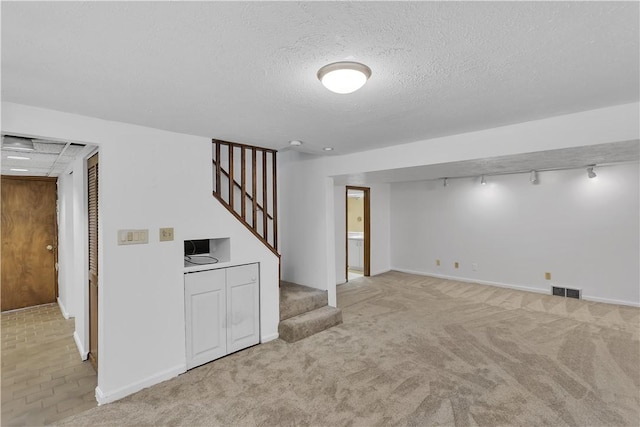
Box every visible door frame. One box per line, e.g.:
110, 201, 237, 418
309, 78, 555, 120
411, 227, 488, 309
345, 186, 370, 281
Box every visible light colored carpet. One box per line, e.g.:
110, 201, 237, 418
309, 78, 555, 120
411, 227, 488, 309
57, 271, 640, 426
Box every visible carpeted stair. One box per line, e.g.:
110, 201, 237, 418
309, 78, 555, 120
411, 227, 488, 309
279, 281, 342, 342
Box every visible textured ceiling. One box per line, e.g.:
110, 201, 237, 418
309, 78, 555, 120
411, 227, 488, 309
2, 2, 638, 155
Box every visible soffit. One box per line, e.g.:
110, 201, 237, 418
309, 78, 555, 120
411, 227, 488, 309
333, 140, 640, 185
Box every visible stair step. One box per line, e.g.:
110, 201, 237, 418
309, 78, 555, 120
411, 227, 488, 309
280, 281, 328, 321
278, 306, 343, 343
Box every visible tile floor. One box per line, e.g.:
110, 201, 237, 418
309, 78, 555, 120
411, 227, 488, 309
347, 269, 363, 281
1, 303, 97, 426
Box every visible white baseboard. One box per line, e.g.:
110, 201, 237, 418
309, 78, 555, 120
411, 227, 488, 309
391, 268, 640, 307
582, 295, 640, 308
95, 364, 186, 405
73, 331, 88, 360
392, 268, 550, 295
57, 297, 70, 319
261, 333, 279, 343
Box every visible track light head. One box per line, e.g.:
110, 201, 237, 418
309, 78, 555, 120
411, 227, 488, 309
443, 178, 448, 187
480, 175, 487, 185
587, 166, 597, 179
530, 170, 539, 184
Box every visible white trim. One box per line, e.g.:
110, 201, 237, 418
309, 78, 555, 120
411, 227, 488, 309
261, 333, 279, 343
392, 268, 550, 295
391, 268, 640, 307
73, 331, 88, 360
57, 297, 70, 319
95, 364, 186, 405
582, 295, 640, 308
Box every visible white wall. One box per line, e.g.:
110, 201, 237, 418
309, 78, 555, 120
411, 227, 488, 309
390, 163, 640, 306
70, 152, 90, 360
2, 102, 280, 404
278, 151, 331, 290
57, 171, 74, 319
277, 103, 639, 310
334, 183, 391, 285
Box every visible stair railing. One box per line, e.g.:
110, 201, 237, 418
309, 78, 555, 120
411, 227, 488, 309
212, 139, 278, 257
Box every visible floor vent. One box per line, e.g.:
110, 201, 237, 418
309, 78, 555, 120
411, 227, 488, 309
566, 288, 581, 299
552, 286, 566, 297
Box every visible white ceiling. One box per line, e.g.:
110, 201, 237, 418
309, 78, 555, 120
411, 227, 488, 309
2, 1, 638, 156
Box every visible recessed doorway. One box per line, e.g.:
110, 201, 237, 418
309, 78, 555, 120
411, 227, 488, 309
345, 186, 370, 282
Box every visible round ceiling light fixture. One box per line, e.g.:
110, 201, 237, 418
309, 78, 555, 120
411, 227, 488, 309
317, 61, 372, 94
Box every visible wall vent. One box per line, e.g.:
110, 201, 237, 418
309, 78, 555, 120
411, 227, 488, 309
566, 288, 581, 299
552, 286, 566, 297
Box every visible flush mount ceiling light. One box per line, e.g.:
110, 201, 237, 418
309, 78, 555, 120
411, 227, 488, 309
587, 166, 597, 179
323, 147, 334, 151
317, 61, 372, 94
289, 140, 303, 147
3, 135, 35, 151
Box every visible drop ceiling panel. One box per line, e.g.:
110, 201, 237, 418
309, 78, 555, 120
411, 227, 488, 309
1, 138, 88, 177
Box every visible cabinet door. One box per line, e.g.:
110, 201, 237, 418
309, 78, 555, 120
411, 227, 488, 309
185, 269, 227, 369
226, 264, 260, 353
348, 239, 363, 270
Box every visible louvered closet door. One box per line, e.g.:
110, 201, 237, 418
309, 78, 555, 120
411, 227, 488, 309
87, 153, 99, 371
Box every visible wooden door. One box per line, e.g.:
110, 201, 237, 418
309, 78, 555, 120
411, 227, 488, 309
1, 176, 58, 311
226, 263, 259, 353
185, 269, 227, 369
87, 153, 99, 370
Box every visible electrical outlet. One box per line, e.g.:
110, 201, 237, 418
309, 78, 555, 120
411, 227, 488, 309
436, 259, 441, 266
454, 261, 459, 269
545, 272, 551, 280
160, 227, 174, 242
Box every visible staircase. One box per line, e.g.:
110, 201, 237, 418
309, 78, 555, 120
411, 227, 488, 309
212, 139, 342, 340
212, 139, 278, 256
278, 281, 343, 342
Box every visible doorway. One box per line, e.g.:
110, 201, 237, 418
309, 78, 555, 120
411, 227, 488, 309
1, 176, 58, 311
345, 186, 370, 282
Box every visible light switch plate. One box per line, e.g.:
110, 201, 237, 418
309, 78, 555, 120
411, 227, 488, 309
160, 227, 174, 242
118, 229, 149, 245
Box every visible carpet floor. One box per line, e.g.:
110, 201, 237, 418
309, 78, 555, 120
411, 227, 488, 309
57, 271, 639, 426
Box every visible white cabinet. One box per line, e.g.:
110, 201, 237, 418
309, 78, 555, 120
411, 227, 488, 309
348, 239, 363, 271
185, 263, 259, 370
